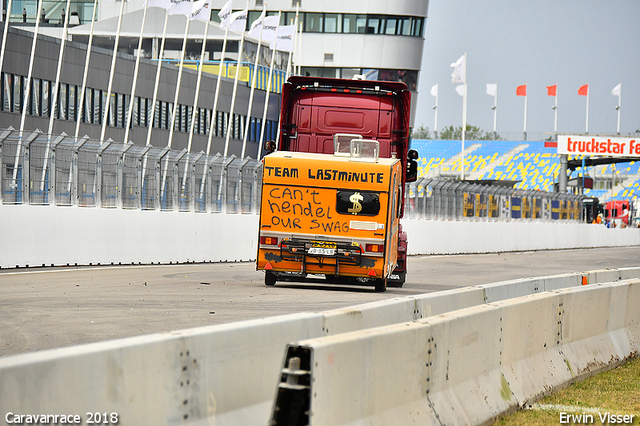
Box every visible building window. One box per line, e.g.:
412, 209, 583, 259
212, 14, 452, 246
324, 13, 340, 33
59, 83, 68, 120
69, 84, 76, 121
305, 12, 322, 32
14, 75, 22, 113
2, 73, 12, 112
32, 78, 41, 116
385, 17, 397, 35
42, 80, 49, 117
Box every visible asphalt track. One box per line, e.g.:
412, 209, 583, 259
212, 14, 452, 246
1, 246, 639, 357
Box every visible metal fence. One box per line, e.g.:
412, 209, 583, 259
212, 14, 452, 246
1, 128, 587, 223
0, 128, 263, 213
406, 178, 586, 222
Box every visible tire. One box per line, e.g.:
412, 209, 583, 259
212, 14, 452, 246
265, 271, 277, 286
374, 278, 387, 292
387, 271, 406, 288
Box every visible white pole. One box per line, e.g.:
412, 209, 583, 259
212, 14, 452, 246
145, 10, 169, 147
167, 14, 192, 149
433, 89, 438, 139
296, 20, 301, 75
41, 0, 73, 191
223, 30, 246, 157
492, 89, 497, 135
99, 0, 127, 143
75, 0, 99, 139
19, 0, 45, 134
0, 0, 15, 76
183, 19, 211, 192
241, 7, 266, 159
200, 24, 229, 199
616, 86, 621, 135
585, 88, 589, 134
161, 12, 191, 197
256, 12, 280, 159
553, 88, 558, 134
123, 0, 151, 145
523, 86, 528, 141
275, 10, 297, 147
14, 0, 45, 187
460, 52, 467, 181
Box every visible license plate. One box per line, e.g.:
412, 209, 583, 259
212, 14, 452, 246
308, 247, 336, 256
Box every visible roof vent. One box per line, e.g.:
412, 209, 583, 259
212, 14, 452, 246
324, 53, 334, 62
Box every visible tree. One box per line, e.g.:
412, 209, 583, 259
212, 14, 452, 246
412, 124, 432, 139
438, 124, 501, 141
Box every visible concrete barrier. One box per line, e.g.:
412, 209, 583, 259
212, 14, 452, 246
272, 279, 640, 426
2, 204, 639, 268
1, 268, 639, 426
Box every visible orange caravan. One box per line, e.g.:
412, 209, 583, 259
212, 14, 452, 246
256, 138, 403, 292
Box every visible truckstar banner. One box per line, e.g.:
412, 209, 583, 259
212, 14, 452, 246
558, 135, 640, 157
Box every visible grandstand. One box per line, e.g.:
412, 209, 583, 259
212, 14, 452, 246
411, 140, 640, 202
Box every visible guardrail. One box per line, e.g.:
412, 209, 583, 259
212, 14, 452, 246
1, 267, 638, 426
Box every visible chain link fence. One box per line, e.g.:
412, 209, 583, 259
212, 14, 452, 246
0, 128, 263, 213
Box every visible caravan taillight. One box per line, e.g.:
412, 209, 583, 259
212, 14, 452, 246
260, 236, 279, 246
365, 243, 384, 253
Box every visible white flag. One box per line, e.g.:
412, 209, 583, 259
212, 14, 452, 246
450, 54, 466, 84
169, 0, 192, 16
260, 16, 280, 44
455, 85, 465, 96
486, 83, 497, 97
190, 0, 210, 21
218, 0, 233, 26
271, 24, 295, 52
225, 8, 247, 33
147, 0, 171, 9
247, 9, 266, 40
611, 83, 621, 97
430, 83, 438, 97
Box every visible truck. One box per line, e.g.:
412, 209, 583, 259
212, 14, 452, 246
257, 76, 417, 291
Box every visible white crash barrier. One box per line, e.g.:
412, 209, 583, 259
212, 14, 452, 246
271, 279, 640, 426
1, 268, 639, 426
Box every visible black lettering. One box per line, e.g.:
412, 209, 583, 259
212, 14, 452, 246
308, 169, 316, 179
265, 166, 274, 176
377, 173, 383, 183
282, 201, 291, 213
275, 167, 281, 177
268, 199, 281, 213
310, 219, 320, 229
339, 171, 348, 181
269, 188, 281, 198
321, 222, 333, 232
271, 216, 280, 225
283, 167, 290, 178
342, 222, 349, 232
324, 169, 331, 180
282, 188, 293, 199
316, 206, 325, 218
293, 203, 304, 215
310, 190, 321, 205
332, 170, 339, 180
293, 218, 301, 229
293, 189, 303, 200
303, 202, 313, 216
291, 168, 298, 178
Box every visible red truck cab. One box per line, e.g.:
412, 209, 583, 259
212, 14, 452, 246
272, 76, 417, 286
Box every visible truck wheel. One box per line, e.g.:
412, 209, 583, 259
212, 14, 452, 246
387, 272, 406, 288
374, 278, 387, 292
265, 271, 277, 286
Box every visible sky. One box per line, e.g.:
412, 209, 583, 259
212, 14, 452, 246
415, 0, 640, 141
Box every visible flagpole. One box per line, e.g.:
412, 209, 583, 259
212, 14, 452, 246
616, 86, 621, 135
184, 5, 212, 193
99, 0, 127, 143
13, 0, 45, 188
553, 88, 558, 134
0, 0, 15, 77
492, 87, 497, 135
460, 52, 467, 181
585, 88, 589, 134
41, 0, 73, 192
257, 11, 280, 159
223, 0, 249, 157
19, 0, 45, 135
433, 90, 438, 140
162, 11, 192, 198
145, 10, 169, 147
75, 0, 99, 140
167, 14, 192, 149
275, 11, 297, 147
241, 6, 266, 159
124, 0, 152, 145
523, 84, 528, 141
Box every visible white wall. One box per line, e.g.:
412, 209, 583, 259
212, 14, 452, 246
1, 205, 638, 269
